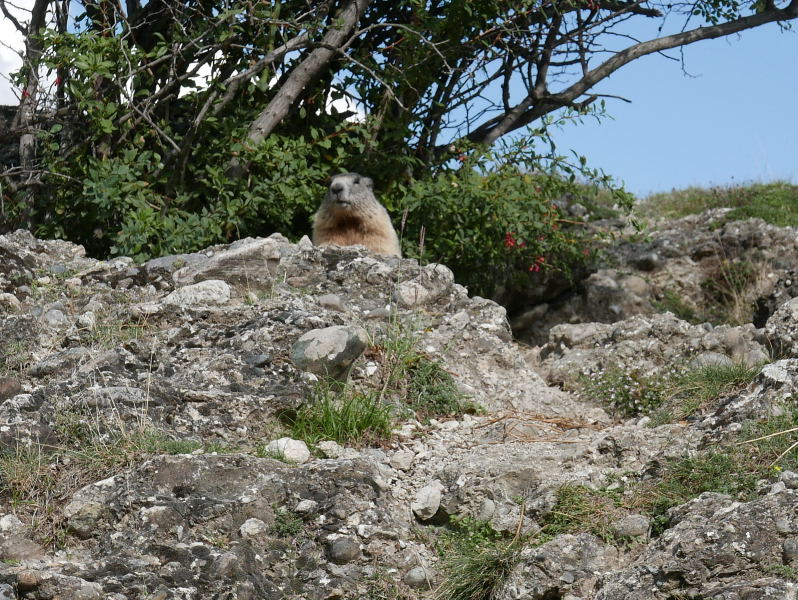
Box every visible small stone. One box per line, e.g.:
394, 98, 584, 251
477, 498, 496, 522
783, 538, 798, 560
294, 500, 318, 516
560, 571, 576, 584
389, 450, 414, 471
239, 518, 269, 539
688, 352, 733, 369
316, 440, 361, 460
64, 499, 107, 539
16, 570, 41, 591
213, 552, 241, 578
631, 252, 662, 271
291, 325, 368, 380
264, 437, 311, 464
775, 517, 794, 534
403, 566, 432, 589
65, 277, 82, 289
326, 537, 361, 565
781, 471, 798, 489
0, 514, 24, 533
412, 480, 445, 521
244, 353, 271, 367
0, 293, 21, 312
43, 308, 69, 327
77, 311, 97, 330
0, 378, 22, 402
0, 535, 45, 560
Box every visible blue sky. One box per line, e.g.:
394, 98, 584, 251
546, 23, 798, 198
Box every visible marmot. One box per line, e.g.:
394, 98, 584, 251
312, 173, 402, 257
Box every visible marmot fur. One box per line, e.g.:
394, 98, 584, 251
312, 173, 402, 257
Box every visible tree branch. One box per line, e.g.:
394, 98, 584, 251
243, 0, 372, 147
467, 0, 798, 146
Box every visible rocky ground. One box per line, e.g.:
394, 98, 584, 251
0, 210, 797, 599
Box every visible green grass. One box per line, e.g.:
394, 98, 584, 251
538, 485, 627, 543
285, 383, 394, 446
537, 403, 798, 542
651, 289, 699, 324
583, 359, 762, 424
434, 516, 520, 600
664, 361, 763, 420
270, 507, 304, 537
638, 181, 798, 226
372, 317, 476, 422
639, 452, 760, 535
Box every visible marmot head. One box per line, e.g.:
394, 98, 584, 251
324, 173, 375, 214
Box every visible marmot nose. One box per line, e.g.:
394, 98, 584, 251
331, 183, 345, 194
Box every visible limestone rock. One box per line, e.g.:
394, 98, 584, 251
162, 279, 231, 306
765, 297, 798, 358
412, 480, 444, 521
264, 437, 311, 463
291, 325, 368, 379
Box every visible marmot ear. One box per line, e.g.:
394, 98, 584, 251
362, 176, 373, 189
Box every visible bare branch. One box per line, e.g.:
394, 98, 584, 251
244, 0, 372, 147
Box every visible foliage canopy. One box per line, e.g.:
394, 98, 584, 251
1, 0, 795, 295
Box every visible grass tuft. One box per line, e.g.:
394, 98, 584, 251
434, 516, 520, 600
286, 383, 393, 446
538, 485, 627, 543
373, 317, 475, 422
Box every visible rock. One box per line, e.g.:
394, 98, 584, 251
496, 534, 620, 600
162, 279, 231, 306
403, 566, 432, 588
394, 263, 455, 308
264, 437, 311, 463
612, 514, 650, 537
239, 518, 269, 539
0, 293, 21, 312
389, 450, 414, 471
689, 351, 733, 369
0, 535, 45, 560
318, 294, 347, 312
43, 308, 70, 327
291, 325, 369, 379
317, 440, 361, 460
3, 225, 798, 599
412, 480, 444, 521
171, 235, 294, 287
326, 537, 361, 565
765, 297, 798, 358
294, 499, 319, 516
630, 251, 662, 271
0, 515, 24, 534
77, 311, 97, 329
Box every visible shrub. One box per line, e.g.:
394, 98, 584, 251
580, 365, 674, 418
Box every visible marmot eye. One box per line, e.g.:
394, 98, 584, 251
354, 176, 360, 184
